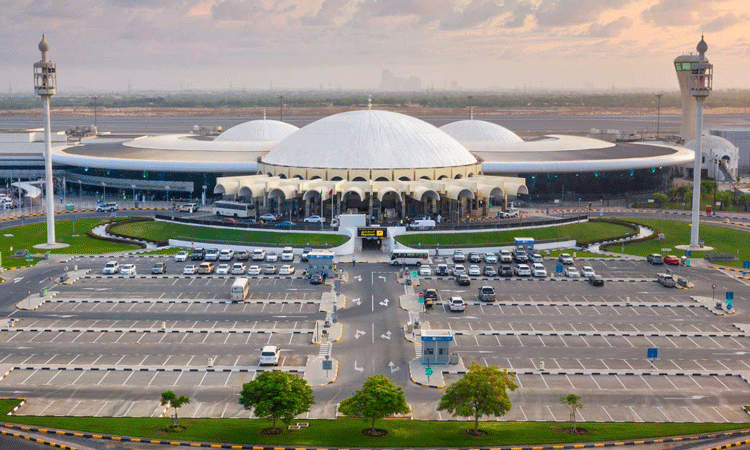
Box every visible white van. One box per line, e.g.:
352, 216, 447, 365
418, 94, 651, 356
409, 219, 436, 230
231, 278, 250, 300
281, 247, 294, 261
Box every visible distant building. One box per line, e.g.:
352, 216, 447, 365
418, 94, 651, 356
711, 128, 750, 175
674, 53, 705, 141
379, 69, 421, 91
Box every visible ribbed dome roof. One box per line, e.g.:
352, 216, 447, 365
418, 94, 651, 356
262, 110, 477, 169
215, 119, 298, 142
440, 119, 522, 144
686, 135, 737, 153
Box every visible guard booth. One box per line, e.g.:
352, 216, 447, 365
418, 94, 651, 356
420, 330, 453, 365
308, 250, 334, 277
514, 237, 535, 254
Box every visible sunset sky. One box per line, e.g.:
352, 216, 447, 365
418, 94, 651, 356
2, 0, 749, 92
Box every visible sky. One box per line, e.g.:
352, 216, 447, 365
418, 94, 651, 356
1, 0, 749, 93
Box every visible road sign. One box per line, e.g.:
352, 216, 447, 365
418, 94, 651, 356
713, 284, 717, 290
412, 271, 418, 278
661, 248, 671, 252
322, 360, 333, 371
556, 264, 563, 274
647, 348, 658, 359
685, 250, 692, 257
425, 367, 433, 376
744, 261, 750, 269
726, 292, 734, 301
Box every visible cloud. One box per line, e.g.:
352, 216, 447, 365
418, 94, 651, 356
701, 12, 748, 32
211, 0, 270, 21
301, 0, 352, 26
439, 0, 505, 30
587, 16, 632, 37
534, 0, 631, 27
641, 0, 705, 26
28, 0, 93, 18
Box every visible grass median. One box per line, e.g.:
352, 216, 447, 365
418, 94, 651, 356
0, 400, 746, 447
612, 218, 750, 267
109, 220, 348, 248
397, 221, 633, 248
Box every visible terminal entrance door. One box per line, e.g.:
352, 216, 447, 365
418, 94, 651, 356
361, 237, 381, 250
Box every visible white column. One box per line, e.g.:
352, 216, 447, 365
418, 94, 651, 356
44, 96, 56, 245
689, 98, 704, 248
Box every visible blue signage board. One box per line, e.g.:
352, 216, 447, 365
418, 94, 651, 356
322, 360, 333, 371
556, 264, 564, 274
726, 292, 734, 301
685, 250, 692, 257
744, 261, 750, 269
647, 348, 658, 359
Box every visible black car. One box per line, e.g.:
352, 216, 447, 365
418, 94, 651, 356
190, 247, 206, 260
310, 274, 323, 284
468, 252, 482, 263
483, 266, 497, 277
151, 262, 167, 274
456, 274, 471, 286
235, 250, 250, 261
589, 275, 605, 286
423, 289, 438, 308
499, 265, 513, 277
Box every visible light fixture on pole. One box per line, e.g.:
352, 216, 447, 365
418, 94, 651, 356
655, 94, 662, 140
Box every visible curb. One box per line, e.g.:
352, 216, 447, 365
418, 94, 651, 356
0, 427, 79, 449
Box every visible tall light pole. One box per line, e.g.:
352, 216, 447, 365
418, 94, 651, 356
34, 35, 58, 247
688, 36, 713, 250
655, 94, 662, 140
93, 95, 98, 129
279, 95, 284, 122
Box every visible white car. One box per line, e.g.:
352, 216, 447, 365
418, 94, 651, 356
174, 251, 188, 262
266, 252, 278, 262
532, 263, 547, 277
247, 265, 262, 275
259, 213, 277, 221
120, 264, 137, 276
102, 261, 120, 274
183, 264, 197, 275
468, 265, 481, 276
448, 296, 466, 312
581, 266, 596, 278
558, 253, 575, 265
452, 264, 466, 276
231, 263, 246, 275
219, 249, 234, 261
499, 251, 513, 264
279, 265, 296, 275
514, 264, 531, 277
530, 253, 544, 263
303, 215, 325, 223
280, 247, 294, 261
252, 249, 266, 261
484, 253, 498, 264
565, 266, 581, 278
259, 345, 280, 366
500, 209, 519, 218
216, 264, 231, 275
418, 265, 432, 276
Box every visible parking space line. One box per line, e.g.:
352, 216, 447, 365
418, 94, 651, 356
20, 354, 36, 364
622, 337, 635, 348
629, 406, 644, 422
546, 405, 557, 420
44, 370, 61, 385
712, 406, 729, 422
589, 375, 602, 390
122, 371, 134, 386
686, 336, 701, 348
688, 376, 703, 389
540, 374, 549, 389
730, 337, 747, 348
714, 376, 731, 390
601, 405, 614, 421
147, 371, 159, 386
613, 375, 628, 390
657, 406, 671, 422
716, 360, 731, 371
708, 337, 725, 348
96, 371, 110, 385
694, 360, 707, 370
639, 375, 654, 390
683, 406, 700, 421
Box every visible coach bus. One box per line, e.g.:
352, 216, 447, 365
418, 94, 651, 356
390, 249, 431, 266
212, 201, 253, 218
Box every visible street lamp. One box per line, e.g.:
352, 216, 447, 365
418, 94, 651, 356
77, 180, 82, 209
131, 184, 136, 204
202, 184, 207, 206
279, 95, 284, 122
655, 94, 662, 140
101, 181, 106, 200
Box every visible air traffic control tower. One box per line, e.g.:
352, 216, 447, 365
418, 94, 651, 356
674, 50, 709, 141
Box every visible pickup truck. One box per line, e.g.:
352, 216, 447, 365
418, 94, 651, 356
478, 286, 496, 302
658, 273, 676, 288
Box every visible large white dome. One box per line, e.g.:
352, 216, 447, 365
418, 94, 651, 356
440, 119, 522, 144
262, 110, 477, 170
685, 135, 737, 153
215, 119, 298, 142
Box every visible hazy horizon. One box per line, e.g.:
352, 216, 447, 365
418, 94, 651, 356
2, 0, 749, 93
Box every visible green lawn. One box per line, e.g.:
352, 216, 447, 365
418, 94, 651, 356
109, 221, 348, 248
397, 221, 634, 248
0, 400, 746, 447
0, 218, 140, 267
611, 218, 750, 267
136, 247, 182, 255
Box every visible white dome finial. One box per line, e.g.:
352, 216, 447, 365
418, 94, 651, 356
38, 34, 50, 52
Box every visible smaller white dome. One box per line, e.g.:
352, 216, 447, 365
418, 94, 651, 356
215, 119, 298, 143
440, 120, 522, 144
686, 135, 737, 153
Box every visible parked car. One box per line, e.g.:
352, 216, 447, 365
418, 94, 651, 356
452, 264, 466, 276
304, 215, 325, 223
310, 274, 323, 284
151, 262, 167, 274
468, 265, 481, 276
456, 274, 471, 286
514, 250, 529, 263
219, 249, 234, 261
231, 263, 246, 275
102, 261, 120, 274
589, 275, 605, 286
423, 289, 438, 308
96, 202, 118, 212
259, 213, 277, 221
300, 247, 312, 262
500, 209, 519, 218
448, 296, 466, 312
280, 247, 294, 261
120, 264, 137, 276
279, 265, 296, 275
564, 266, 581, 278
205, 248, 220, 261
419, 265, 432, 276
484, 253, 498, 264
478, 286, 496, 302
558, 253, 574, 265
190, 247, 206, 261
275, 221, 296, 228
247, 265, 262, 275
259, 345, 280, 366
198, 262, 215, 274
581, 266, 596, 278
514, 264, 531, 277
468, 252, 482, 263
435, 264, 449, 276
658, 273, 676, 287
252, 249, 266, 261
13, 248, 29, 258
483, 265, 497, 277
264, 265, 277, 275
235, 250, 250, 261
215, 264, 230, 275
173, 251, 188, 262
647, 253, 664, 265
664, 254, 681, 265
530, 253, 544, 263
183, 264, 197, 275
452, 250, 466, 262
532, 263, 547, 277
499, 265, 513, 277
499, 251, 513, 264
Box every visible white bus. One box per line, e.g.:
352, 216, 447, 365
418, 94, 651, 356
231, 278, 250, 300
213, 201, 253, 218
390, 249, 431, 266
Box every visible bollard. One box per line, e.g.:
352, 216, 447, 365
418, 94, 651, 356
74, 265, 78, 271
540, 361, 545, 371
208, 357, 214, 367
161, 321, 166, 330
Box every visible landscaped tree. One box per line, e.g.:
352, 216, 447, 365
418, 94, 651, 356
238, 370, 314, 434
560, 393, 583, 432
338, 374, 410, 436
652, 192, 668, 208
160, 390, 190, 428
437, 363, 518, 435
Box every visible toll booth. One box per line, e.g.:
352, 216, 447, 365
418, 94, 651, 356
420, 330, 453, 365
308, 250, 334, 277
514, 237, 535, 254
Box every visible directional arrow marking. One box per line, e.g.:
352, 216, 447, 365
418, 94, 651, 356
354, 275, 362, 282
388, 361, 400, 373
351, 297, 361, 306
13, 277, 24, 283
378, 276, 386, 282
379, 298, 389, 307
664, 395, 705, 400
354, 330, 366, 339
380, 331, 392, 340
354, 361, 364, 373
